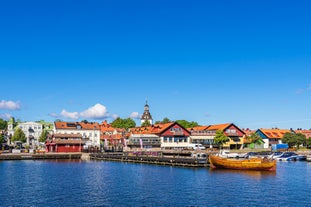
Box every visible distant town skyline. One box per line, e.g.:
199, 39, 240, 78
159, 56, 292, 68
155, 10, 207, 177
1, 1, 311, 129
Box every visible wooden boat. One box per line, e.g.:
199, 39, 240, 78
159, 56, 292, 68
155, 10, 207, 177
209, 155, 276, 171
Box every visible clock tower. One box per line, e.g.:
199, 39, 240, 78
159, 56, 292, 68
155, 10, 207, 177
141, 101, 153, 125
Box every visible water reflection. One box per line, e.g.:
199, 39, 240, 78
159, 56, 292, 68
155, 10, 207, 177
209, 168, 276, 179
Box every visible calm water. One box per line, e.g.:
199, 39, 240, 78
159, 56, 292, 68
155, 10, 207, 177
1, 160, 311, 207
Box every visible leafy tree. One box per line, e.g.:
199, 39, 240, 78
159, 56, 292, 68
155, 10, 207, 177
0, 118, 8, 130
247, 133, 263, 145
214, 130, 229, 149
155, 117, 172, 124
111, 118, 136, 130
0, 134, 5, 143
282, 132, 296, 148
39, 130, 49, 143
141, 120, 151, 127
295, 133, 306, 148
54, 119, 63, 122
11, 128, 27, 143
282, 132, 306, 148
306, 138, 311, 148
176, 120, 199, 128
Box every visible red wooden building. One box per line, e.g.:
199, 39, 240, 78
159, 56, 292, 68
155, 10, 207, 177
45, 134, 84, 153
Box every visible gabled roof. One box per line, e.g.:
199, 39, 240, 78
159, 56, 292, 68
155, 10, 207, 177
130, 122, 188, 134
130, 122, 178, 135
101, 134, 124, 140
188, 126, 209, 131
242, 129, 256, 136
258, 128, 291, 139
206, 123, 232, 131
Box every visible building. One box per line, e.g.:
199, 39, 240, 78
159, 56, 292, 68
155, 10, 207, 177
294, 129, 311, 139
256, 128, 291, 148
141, 101, 153, 125
206, 123, 245, 149
45, 133, 84, 152
188, 126, 215, 148
54, 121, 101, 149
129, 122, 191, 150
7, 120, 43, 147
242, 128, 264, 149
100, 120, 126, 151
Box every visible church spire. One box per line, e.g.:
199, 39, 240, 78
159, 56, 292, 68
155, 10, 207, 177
141, 100, 153, 125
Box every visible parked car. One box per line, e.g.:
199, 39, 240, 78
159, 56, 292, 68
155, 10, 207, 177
188, 144, 206, 150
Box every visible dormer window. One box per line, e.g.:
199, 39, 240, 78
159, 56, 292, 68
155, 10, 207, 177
77, 125, 81, 130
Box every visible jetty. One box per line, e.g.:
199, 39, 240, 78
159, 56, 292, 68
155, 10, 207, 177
90, 151, 210, 167
0, 153, 82, 160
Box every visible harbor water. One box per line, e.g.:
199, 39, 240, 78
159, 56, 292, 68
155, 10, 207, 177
1, 160, 311, 206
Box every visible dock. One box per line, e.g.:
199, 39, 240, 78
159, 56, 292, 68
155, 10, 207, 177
90, 152, 210, 167
0, 153, 82, 160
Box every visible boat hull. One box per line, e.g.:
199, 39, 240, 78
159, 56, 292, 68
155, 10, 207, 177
209, 155, 276, 171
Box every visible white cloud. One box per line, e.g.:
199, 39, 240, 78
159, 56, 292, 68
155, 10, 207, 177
54, 103, 110, 120
130, 112, 141, 119
60, 110, 79, 120
307, 83, 311, 90
111, 114, 119, 120
0, 100, 21, 110
49, 113, 59, 118
80, 103, 109, 119
0, 113, 12, 120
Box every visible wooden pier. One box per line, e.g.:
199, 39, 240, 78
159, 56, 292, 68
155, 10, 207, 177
0, 153, 82, 160
90, 152, 210, 168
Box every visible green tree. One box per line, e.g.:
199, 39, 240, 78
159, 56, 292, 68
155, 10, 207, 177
11, 128, 27, 143
39, 130, 49, 143
155, 117, 172, 124
0, 118, 8, 130
306, 138, 311, 148
295, 133, 306, 149
176, 120, 199, 128
141, 120, 151, 127
111, 118, 136, 130
214, 130, 229, 149
247, 133, 263, 145
282, 132, 306, 148
0, 134, 5, 143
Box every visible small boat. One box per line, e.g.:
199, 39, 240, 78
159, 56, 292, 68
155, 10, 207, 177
276, 152, 307, 161
209, 155, 276, 171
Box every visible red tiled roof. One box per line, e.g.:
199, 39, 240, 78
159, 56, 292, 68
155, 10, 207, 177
130, 122, 175, 135
101, 134, 124, 140
295, 130, 311, 138
206, 123, 232, 131
259, 128, 291, 139
55, 121, 100, 130
188, 126, 209, 131
53, 133, 82, 138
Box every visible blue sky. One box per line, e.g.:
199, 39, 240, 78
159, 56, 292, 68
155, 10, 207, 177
1, 0, 311, 129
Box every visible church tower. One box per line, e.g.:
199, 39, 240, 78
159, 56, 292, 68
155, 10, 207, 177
141, 101, 153, 125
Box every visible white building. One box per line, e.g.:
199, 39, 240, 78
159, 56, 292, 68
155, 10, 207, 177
54, 121, 101, 148
8, 121, 43, 146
